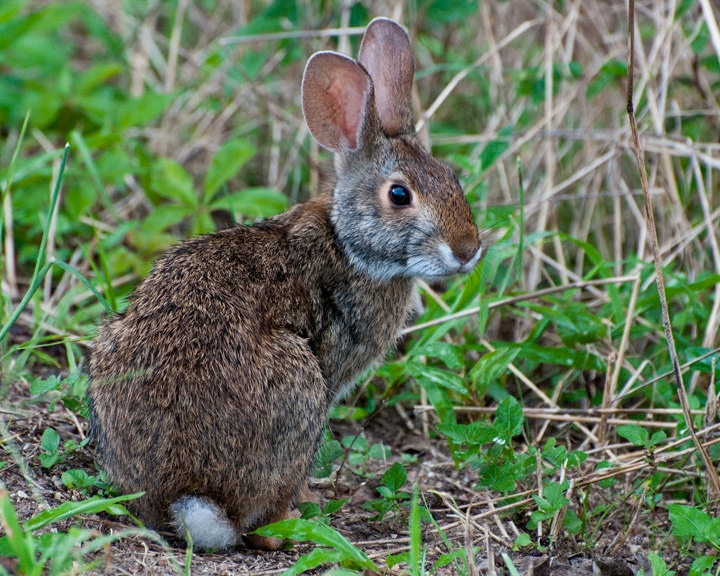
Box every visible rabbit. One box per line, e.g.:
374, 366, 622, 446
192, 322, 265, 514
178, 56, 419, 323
88, 17, 485, 551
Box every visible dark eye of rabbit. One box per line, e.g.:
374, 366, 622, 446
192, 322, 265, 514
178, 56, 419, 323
389, 185, 412, 207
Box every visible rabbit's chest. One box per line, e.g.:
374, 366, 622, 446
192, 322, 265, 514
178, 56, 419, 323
310, 277, 416, 401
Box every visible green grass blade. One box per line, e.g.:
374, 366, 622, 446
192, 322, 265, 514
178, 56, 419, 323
33, 143, 69, 281
516, 158, 525, 285
69, 130, 118, 219
409, 484, 422, 576
0, 110, 30, 234
52, 259, 113, 314
79, 528, 185, 575
24, 493, 142, 532
0, 260, 53, 343
0, 487, 39, 574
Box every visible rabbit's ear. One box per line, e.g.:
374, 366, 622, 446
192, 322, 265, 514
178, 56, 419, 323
302, 52, 374, 153
357, 18, 414, 137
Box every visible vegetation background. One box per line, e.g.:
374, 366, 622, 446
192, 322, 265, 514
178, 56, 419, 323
1, 0, 719, 574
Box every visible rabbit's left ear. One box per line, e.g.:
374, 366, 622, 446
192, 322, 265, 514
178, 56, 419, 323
358, 18, 415, 137
302, 51, 375, 153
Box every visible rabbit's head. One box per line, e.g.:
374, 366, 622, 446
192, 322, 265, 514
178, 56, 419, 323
302, 18, 483, 281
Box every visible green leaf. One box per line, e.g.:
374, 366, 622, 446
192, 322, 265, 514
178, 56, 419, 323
151, 158, 197, 207
669, 504, 711, 542
563, 509, 582, 534
480, 125, 513, 172
209, 187, 288, 218
689, 556, 716, 576
382, 463, 408, 493
254, 519, 379, 573
0, 489, 37, 574
468, 348, 520, 395
420, 380, 456, 425
40, 428, 60, 453
139, 204, 191, 235
280, 547, 346, 576
437, 421, 495, 447
410, 342, 465, 370
29, 375, 61, 395
407, 361, 467, 394
494, 397, 523, 442
649, 430, 667, 447
324, 499, 347, 515
314, 439, 343, 478
587, 58, 628, 100
203, 138, 256, 200
648, 552, 675, 576
366, 443, 390, 459
116, 92, 174, 129
617, 424, 649, 447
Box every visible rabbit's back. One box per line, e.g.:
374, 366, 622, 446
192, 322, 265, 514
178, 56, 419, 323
89, 198, 416, 536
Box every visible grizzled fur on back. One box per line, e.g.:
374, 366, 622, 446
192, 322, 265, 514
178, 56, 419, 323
90, 198, 416, 537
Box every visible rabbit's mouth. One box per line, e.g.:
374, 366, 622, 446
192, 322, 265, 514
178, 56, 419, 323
406, 241, 484, 280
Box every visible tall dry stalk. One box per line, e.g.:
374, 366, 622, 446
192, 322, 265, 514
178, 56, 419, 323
625, 0, 720, 499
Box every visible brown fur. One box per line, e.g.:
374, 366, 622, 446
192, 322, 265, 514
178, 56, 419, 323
88, 18, 484, 548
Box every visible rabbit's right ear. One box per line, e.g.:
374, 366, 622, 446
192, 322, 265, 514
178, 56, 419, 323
302, 52, 374, 153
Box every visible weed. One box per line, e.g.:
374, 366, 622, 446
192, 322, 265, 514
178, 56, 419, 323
0, 489, 159, 576
253, 518, 380, 575
298, 499, 348, 524
361, 462, 413, 521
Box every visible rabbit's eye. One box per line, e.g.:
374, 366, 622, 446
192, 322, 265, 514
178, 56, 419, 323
389, 185, 412, 207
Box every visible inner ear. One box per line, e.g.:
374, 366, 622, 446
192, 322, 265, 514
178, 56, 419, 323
357, 18, 415, 136
302, 52, 374, 153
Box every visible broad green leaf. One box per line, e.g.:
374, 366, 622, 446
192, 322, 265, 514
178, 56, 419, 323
421, 380, 456, 425
139, 204, 190, 235
468, 348, 519, 395
151, 158, 197, 207
407, 361, 467, 394
494, 397, 523, 441
29, 375, 61, 395
669, 504, 711, 542
209, 187, 288, 219
40, 428, 60, 453
254, 519, 379, 572
382, 463, 408, 493
437, 421, 495, 447
512, 343, 604, 372
647, 552, 675, 576
689, 556, 716, 576
203, 138, 256, 200
280, 547, 346, 576
324, 499, 347, 515
410, 342, 465, 370
314, 439, 343, 478
616, 424, 649, 447
587, 59, 628, 100
479, 125, 512, 172
116, 92, 174, 129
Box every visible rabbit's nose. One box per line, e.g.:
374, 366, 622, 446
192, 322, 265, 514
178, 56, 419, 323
452, 234, 481, 265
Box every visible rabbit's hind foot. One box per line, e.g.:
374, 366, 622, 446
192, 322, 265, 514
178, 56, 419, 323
170, 496, 239, 550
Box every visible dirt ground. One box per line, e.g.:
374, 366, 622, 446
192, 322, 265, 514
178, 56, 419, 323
2, 367, 698, 576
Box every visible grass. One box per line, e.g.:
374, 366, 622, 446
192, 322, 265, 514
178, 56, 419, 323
1, 0, 720, 574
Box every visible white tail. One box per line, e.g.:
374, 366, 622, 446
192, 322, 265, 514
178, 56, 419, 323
170, 496, 238, 550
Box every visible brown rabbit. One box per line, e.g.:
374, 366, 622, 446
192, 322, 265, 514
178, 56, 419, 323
89, 17, 485, 550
